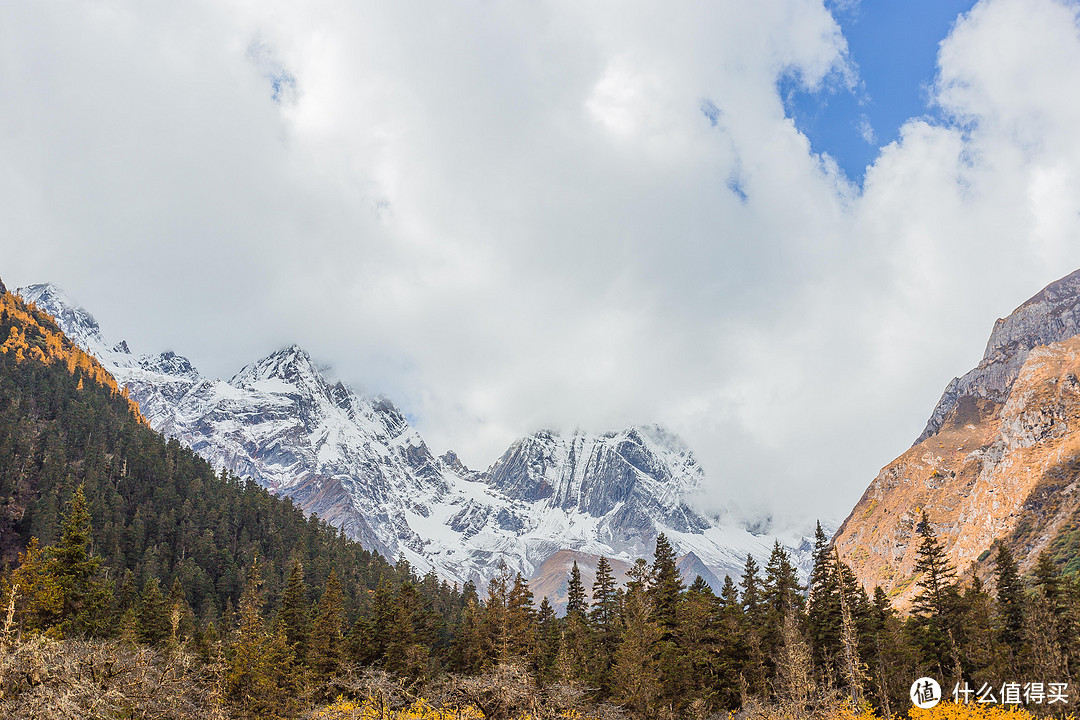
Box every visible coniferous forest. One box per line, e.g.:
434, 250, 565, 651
2, 283, 1080, 720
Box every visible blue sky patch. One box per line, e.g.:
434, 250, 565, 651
782, 0, 977, 183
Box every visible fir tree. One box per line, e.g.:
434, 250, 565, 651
277, 560, 311, 665
310, 569, 345, 676
136, 576, 171, 646
51, 484, 108, 634
650, 533, 684, 631
536, 596, 560, 681
506, 573, 536, 660
994, 544, 1023, 652
589, 557, 620, 692
910, 511, 960, 674
565, 561, 586, 620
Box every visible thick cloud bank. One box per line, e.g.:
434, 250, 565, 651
3, 0, 1080, 527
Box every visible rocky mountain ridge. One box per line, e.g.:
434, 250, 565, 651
835, 269, 1080, 606
16, 283, 815, 590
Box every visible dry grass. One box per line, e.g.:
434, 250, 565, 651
0, 634, 222, 720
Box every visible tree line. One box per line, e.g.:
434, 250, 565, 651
3, 283, 1080, 719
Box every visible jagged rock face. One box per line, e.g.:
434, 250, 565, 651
918, 269, 1080, 443
836, 268, 1080, 608
488, 427, 711, 542
16, 282, 816, 590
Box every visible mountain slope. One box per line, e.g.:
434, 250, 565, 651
835, 269, 1080, 606
17, 283, 814, 589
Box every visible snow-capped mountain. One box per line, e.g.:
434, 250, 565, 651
17, 283, 817, 588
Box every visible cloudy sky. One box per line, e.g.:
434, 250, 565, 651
4, 0, 1080, 528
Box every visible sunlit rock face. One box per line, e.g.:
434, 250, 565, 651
837, 269, 1080, 609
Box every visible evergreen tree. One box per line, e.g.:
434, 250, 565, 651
650, 533, 684, 631
994, 544, 1024, 652
506, 573, 536, 660
807, 521, 842, 674
740, 554, 764, 625
5, 537, 63, 633
277, 560, 311, 665
612, 579, 661, 716
51, 485, 108, 634
310, 569, 345, 676
565, 561, 586, 620
910, 511, 960, 675
134, 577, 170, 646
536, 596, 560, 681
589, 557, 620, 692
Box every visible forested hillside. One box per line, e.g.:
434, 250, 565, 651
3, 278, 1080, 720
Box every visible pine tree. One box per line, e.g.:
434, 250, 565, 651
1032, 551, 1061, 605
310, 569, 345, 676
649, 533, 684, 631
739, 553, 769, 699
136, 576, 171, 646
807, 521, 842, 674
910, 511, 960, 675
6, 537, 63, 633
994, 544, 1024, 652
51, 484, 108, 634
589, 557, 620, 693
713, 576, 749, 709
612, 579, 661, 716
763, 541, 803, 616
835, 549, 868, 707
507, 573, 536, 660
277, 560, 311, 665
536, 596, 560, 681
566, 561, 586, 620
740, 554, 764, 625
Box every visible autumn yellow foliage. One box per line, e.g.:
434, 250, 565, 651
0, 290, 146, 425
312, 696, 485, 720
310, 698, 1077, 720
906, 702, 1074, 720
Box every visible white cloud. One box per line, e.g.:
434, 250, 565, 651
3, 0, 1080, 529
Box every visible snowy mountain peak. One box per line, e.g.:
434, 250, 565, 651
23, 281, 816, 591
138, 350, 199, 379
17, 283, 105, 351
230, 343, 329, 395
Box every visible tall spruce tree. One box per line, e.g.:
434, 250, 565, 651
277, 560, 311, 665
807, 521, 842, 674
993, 544, 1023, 652
910, 511, 960, 674
51, 484, 108, 634
650, 533, 684, 631
311, 569, 345, 676
566, 561, 586, 620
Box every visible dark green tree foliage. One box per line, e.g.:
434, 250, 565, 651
0, 311, 448, 631
649, 533, 683, 631
136, 576, 171, 646
807, 521, 842, 673
506, 573, 536, 660
910, 511, 961, 674
51, 484, 108, 635
277, 560, 311, 664
565, 561, 586, 620
994, 544, 1024, 652
311, 569, 345, 676
535, 596, 560, 681
589, 556, 620, 692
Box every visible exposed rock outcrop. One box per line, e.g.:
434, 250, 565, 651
837, 269, 1080, 607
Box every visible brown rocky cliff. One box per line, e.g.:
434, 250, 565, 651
834, 335, 1080, 608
